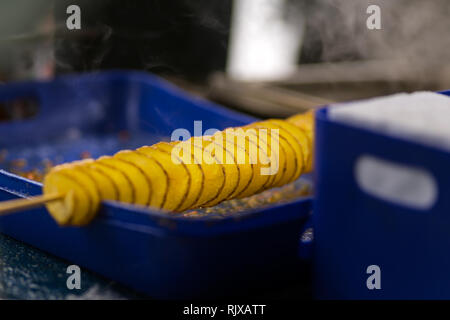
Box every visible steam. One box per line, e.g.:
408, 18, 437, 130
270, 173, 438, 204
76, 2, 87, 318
305, 0, 450, 64
52, 0, 450, 85
53, 0, 231, 79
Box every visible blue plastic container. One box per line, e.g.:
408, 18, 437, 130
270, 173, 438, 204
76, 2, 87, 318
314, 91, 450, 299
0, 71, 313, 299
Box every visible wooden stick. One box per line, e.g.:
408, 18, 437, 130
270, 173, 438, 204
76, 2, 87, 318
0, 193, 63, 216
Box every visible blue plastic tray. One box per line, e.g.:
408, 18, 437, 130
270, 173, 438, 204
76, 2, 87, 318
314, 90, 450, 299
0, 71, 313, 299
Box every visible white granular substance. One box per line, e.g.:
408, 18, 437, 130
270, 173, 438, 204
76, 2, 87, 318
329, 92, 450, 149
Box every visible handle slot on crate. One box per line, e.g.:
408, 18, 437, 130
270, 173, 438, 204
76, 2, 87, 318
354, 154, 438, 210
0, 96, 39, 123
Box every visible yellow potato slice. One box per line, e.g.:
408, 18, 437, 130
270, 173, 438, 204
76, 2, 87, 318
264, 120, 305, 182
240, 125, 281, 192
114, 150, 168, 209
89, 157, 134, 204
44, 170, 87, 226
287, 111, 314, 155
153, 142, 202, 211
288, 111, 314, 172
269, 119, 312, 173
180, 137, 225, 207
136, 146, 189, 212
99, 156, 151, 206
213, 130, 253, 201
227, 127, 270, 198
201, 136, 239, 207
44, 163, 98, 226
76, 159, 118, 202
287, 110, 314, 141
247, 122, 296, 188
59, 163, 101, 223
257, 121, 303, 184
68, 168, 101, 224
169, 140, 206, 210
244, 123, 288, 189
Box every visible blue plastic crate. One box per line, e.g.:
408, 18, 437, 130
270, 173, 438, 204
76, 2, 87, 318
314, 90, 450, 299
0, 71, 313, 299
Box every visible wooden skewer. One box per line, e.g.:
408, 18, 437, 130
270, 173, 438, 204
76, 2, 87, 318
0, 193, 63, 216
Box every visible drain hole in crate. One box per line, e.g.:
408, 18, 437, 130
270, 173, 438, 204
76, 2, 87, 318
0, 97, 39, 122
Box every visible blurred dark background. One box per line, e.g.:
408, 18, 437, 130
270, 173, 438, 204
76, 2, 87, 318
0, 0, 355, 82
0, 0, 449, 117
53, 0, 232, 81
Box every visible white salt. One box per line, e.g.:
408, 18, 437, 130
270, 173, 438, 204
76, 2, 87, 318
329, 92, 450, 150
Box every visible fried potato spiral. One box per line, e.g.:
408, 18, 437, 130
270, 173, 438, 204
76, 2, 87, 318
43, 112, 314, 225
